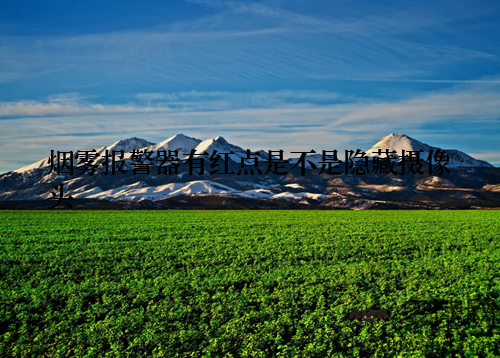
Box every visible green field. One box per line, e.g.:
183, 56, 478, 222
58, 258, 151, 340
1, 210, 500, 357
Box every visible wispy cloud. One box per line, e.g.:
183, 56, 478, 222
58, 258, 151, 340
0, 90, 343, 117
0, 68, 65, 84
468, 151, 500, 164
2, 82, 500, 123
0, 101, 171, 117
332, 78, 500, 83
187, 0, 333, 27
135, 90, 341, 106
1, 81, 499, 172
0, 0, 497, 92
332, 82, 500, 126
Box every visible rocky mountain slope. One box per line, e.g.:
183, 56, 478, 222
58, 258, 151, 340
1, 133, 499, 209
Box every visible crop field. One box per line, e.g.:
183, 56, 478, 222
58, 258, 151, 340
1, 210, 500, 357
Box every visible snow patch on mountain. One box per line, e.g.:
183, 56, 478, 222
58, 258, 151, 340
13, 158, 52, 174
285, 183, 305, 189
71, 186, 103, 198
235, 189, 274, 198
272, 192, 328, 201
83, 180, 237, 202
71, 179, 329, 203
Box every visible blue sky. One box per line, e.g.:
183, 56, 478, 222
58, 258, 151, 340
1, 0, 500, 172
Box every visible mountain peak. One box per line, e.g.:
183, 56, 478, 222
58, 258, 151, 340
369, 133, 425, 154
163, 133, 201, 144
214, 136, 228, 145
194, 136, 248, 162
387, 132, 405, 138
147, 133, 202, 153
367, 133, 493, 168
90, 137, 154, 154
106, 137, 155, 153
170, 133, 189, 139
382, 132, 416, 142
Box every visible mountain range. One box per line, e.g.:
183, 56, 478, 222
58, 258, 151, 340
1, 133, 499, 210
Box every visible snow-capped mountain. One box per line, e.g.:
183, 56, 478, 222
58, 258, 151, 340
94, 137, 155, 156
13, 137, 156, 175
193, 136, 268, 162
1, 133, 499, 209
142, 133, 201, 156
285, 133, 492, 169
366, 133, 493, 168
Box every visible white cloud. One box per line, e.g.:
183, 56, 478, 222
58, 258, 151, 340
0, 101, 172, 117
0, 0, 496, 90
0, 90, 342, 118
135, 90, 340, 105
2, 82, 500, 125
332, 82, 500, 126
1, 81, 500, 172
468, 151, 500, 164
0, 68, 65, 84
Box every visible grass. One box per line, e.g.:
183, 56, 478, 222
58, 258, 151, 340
1, 210, 500, 357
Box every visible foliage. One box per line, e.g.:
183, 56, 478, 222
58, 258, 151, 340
1, 210, 500, 357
